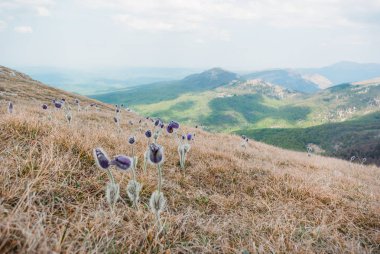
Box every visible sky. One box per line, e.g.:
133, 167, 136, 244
0, 0, 380, 71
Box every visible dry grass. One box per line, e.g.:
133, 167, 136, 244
0, 67, 380, 253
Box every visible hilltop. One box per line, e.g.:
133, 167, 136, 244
0, 66, 380, 253
242, 69, 320, 93
92, 68, 240, 106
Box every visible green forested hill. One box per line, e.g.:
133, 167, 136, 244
236, 112, 380, 165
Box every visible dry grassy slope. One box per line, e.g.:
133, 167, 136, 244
0, 66, 379, 253
0, 66, 109, 110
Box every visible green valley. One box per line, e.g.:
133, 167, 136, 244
92, 67, 380, 164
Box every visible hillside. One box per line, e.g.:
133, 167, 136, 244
0, 66, 103, 108
1, 66, 380, 253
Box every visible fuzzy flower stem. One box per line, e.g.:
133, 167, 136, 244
143, 152, 148, 174
132, 165, 136, 182
158, 164, 162, 194
106, 169, 115, 185
173, 130, 181, 143
153, 131, 159, 144
181, 149, 185, 169
131, 145, 137, 181
155, 211, 161, 231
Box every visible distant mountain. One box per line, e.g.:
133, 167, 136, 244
299, 61, 380, 85
181, 68, 239, 89
242, 69, 321, 93
92, 68, 240, 105
240, 61, 380, 93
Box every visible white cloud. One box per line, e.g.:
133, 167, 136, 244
14, 25, 33, 33
113, 15, 175, 32
0, 0, 54, 8
0, 0, 53, 17
36, 6, 51, 16
112, 14, 201, 32
0, 21, 7, 31
80, 0, 380, 31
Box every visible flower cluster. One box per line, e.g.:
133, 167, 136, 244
165, 119, 195, 170
89, 112, 200, 234
349, 155, 367, 165
93, 147, 134, 208
178, 133, 193, 169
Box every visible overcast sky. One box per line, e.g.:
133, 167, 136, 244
0, 0, 379, 71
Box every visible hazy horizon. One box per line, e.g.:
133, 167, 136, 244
1, 0, 380, 71
6, 60, 380, 74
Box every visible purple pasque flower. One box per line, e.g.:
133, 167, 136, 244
111, 155, 132, 170
54, 101, 62, 109
42, 104, 48, 110
166, 125, 174, 133
187, 133, 193, 141
145, 130, 152, 138
169, 120, 179, 129
166, 120, 179, 133
93, 148, 111, 170
154, 119, 162, 126
128, 136, 136, 145
148, 143, 164, 165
